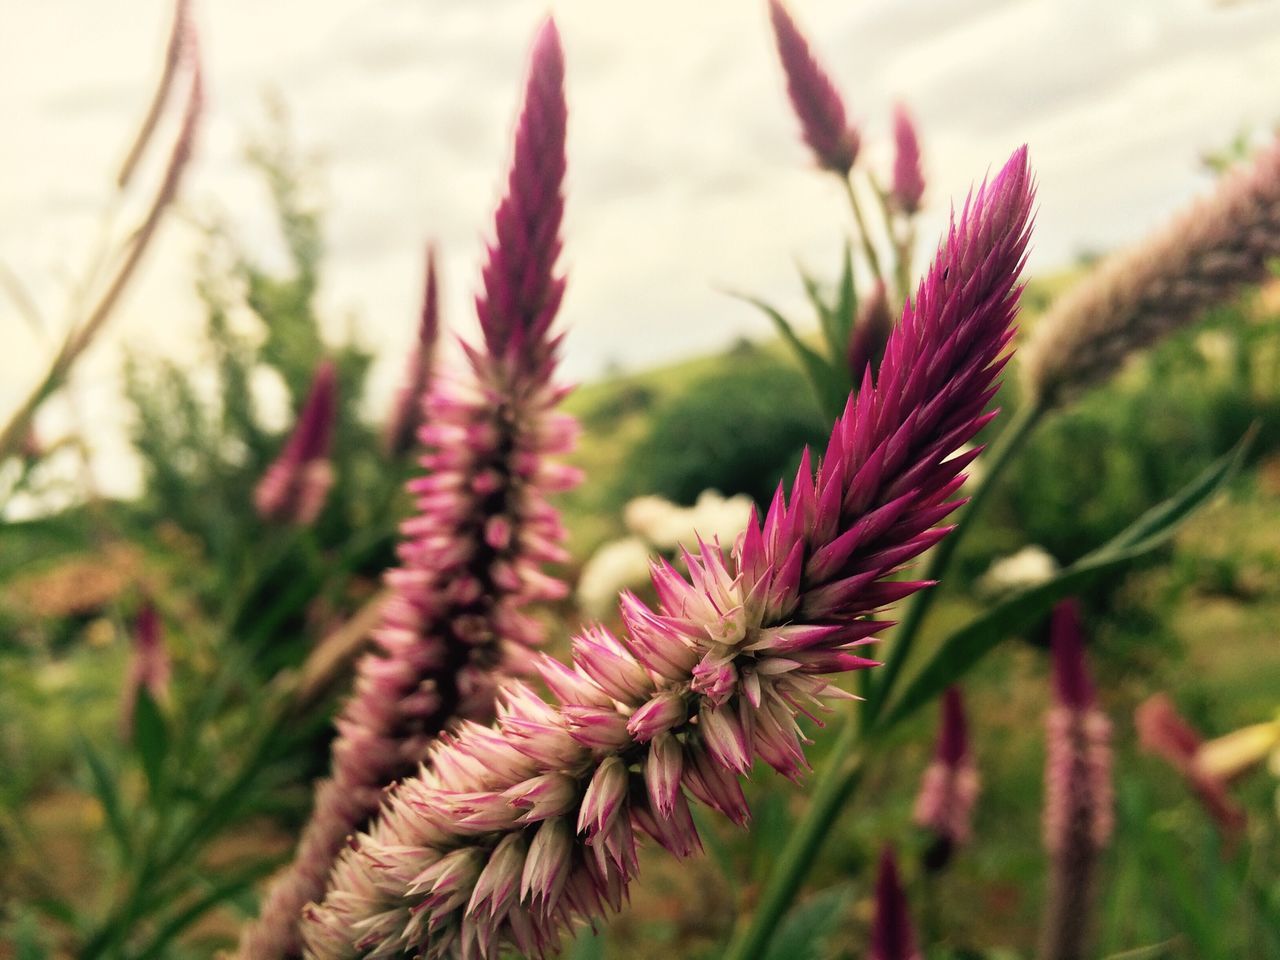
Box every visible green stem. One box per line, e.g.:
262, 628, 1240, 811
841, 176, 885, 285
866, 398, 1045, 725
722, 723, 867, 960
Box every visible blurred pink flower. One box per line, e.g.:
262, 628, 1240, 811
847, 279, 892, 388
890, 104, 925, 214
119, 601, 170, 740
913, 686, 979, 868
869, 847, 921, 960
768, 0, 860, 175
383, 243, 442, 457
1039, 600, 1112, 960
254, 359, 338, 527
1135, 693, 1247, 840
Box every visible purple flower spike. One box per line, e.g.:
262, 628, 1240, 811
870, 847, 921, 960
1049, 599, 1095, 710
1040, 600, 1113, 960
238, 21, 579, 960
890, 104, 925, 214
769, 0, 859, 175
846, 279, 892, 388
475, 18, 567, 372
384, 243, 442, 457
301, 147, 1034, 960
913, 686, 979, 869
120, 600, 170, 740
254, 359, 338, 526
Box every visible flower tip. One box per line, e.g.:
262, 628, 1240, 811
871, 846, 919, 960
937, 686, 969, 764
1049, 599, 1094, 709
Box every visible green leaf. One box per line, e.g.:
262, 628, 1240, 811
729, 292, 849, 420
763, 884, 853, 960
833, 241, 858, 359
133, 860, 282, 960
133, 688, 170, 801
568, 926, 607, 960
78, 737, 132, 858
880, 435, 1249, 730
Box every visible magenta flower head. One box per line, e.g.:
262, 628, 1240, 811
254, 358, 338, 526
300, 147, 1034, 960
913, 685, 979, 870
120, 599, 171, 740
846, 279, 892, 388
890, 103, 925, 214
768, 0, 859, 176
384, 243, 442, 457
1039, 599, 1112, 960
869, 847, 921, 960
236, 21, 579, 960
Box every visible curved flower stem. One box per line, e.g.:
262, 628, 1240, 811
842, 175, 885, 285
723, 724, 868, 960
867, 397, 1045, 725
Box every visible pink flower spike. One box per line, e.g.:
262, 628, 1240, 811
870, 847, 921, 960
254, 358, 338, 526
384, 242, 442, 456
768, 0, 859, 175
237, 18, 579, 958
1049, 599, 1095, 709
119, 600, 171, 740
847, 279, 892, 388
1040, 600, 1113, 960
891, 103, 925, 214
1135, 693, 1247, 840
913, 686, 979, 869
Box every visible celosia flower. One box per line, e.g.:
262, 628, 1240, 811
890, 104, 925, 215
384, 243, 442, 457
846, 279, 892, 387
1039, 600, 1112, 960
236, 22, 578, 959
913, 686, 979, 870
1135, 693, 1249, 839
254, 359, 338, 526
119, 600, 171, 740
301, 144, 1035, 960
1021, 134, 1280, 407
768, 0, 860, 175
869, 847, 921, 960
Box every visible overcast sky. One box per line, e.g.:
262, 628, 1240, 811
2, 0, 1280, 498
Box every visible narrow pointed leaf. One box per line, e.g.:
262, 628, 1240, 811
730, 292, 848, 419
79, 737, 133, 857
133, 688, 169, 800
880, 435, 1249, 729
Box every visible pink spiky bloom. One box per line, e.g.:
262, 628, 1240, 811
255, 359, 339, 526
890, 104, 925, 214
869, 847, 922, 960
847, 279, 892, 389
299, 145, 1034, 960
236, 22, 579, 960
768, 0, 860, 176
1039, 600, 1112, 960
119, 601, 171, 740
913, 686, 979, 869
1135, 693, 1247, 840
384, 244, 442, 457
